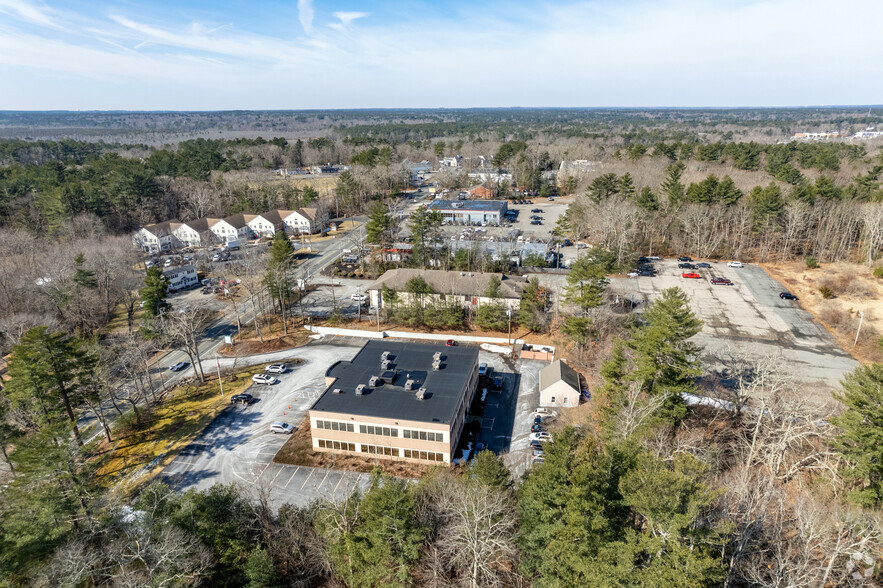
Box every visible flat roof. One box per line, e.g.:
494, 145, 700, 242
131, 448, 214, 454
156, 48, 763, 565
428, 200, 507, 213
311, 340, 478, 425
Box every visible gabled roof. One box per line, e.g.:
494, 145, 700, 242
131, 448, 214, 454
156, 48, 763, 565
141, 220, 182, 237
539, 360, 581, 393
180, 218, 221, 233
222, 213, 257, 229
298, 207, 318, 221
367, 269, 525, 300
251, 210, 286, 227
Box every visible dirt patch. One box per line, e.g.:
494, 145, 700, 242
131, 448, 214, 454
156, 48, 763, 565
274, 421, 438, 479
764, 261, 883, 365
218, 332, 312, 356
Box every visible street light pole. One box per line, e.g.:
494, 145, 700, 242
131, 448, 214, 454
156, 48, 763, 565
215, 355, 224, 396
507, 309, 512, 345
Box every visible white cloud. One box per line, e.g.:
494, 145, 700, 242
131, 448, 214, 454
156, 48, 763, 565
329, 11, 369, 30
298, 0, 314, 35
0, 0, 59, 29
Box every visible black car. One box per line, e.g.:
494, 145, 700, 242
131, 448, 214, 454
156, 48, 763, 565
678, 256, 693, 262
531, 424, 544, 433
637, 256, 649, 263
531, 220, 542, 225
231, 393, 254, 404
563, 239, 572, 246
678, 263, 695, 269
531, 208, 543, 213
639, 270, 656, 277
780, 292, 799, 300
530, 440, 545, 450
695, 262, 712, 268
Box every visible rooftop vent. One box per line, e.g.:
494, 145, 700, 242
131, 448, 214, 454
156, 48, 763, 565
404, 379, 415, 390
355, 384, 366, 396
416, 387, 428, 400
369, 376, 381, 387
333, 388, 342, 394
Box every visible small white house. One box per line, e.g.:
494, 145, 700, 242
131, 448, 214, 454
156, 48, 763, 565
133, 221, 181, 253
281, 208, 322, 235
539, 360, 582, 408
163, 264, 199, 292
248, 211, 285, 238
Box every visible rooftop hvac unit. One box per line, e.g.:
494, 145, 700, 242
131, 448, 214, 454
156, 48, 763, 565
381, 351, 390, 360
332, 388, 342, 394
416, 387, 428, 400
355, 384, 366, 396
432, 360, 441, 371
404, 379, 415, 390
381, 359, 391, 370
369, 376, 381, 387
433, 352, 442, 361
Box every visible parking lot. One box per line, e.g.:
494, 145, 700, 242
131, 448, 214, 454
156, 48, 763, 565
160, 340, 370, 508
606, 259, 859, 392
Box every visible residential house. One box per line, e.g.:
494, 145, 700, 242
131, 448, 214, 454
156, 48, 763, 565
212, 214, 255, 244
367, 269, 525, 312
163, 264, 199, 292
539, 360, 583, 408
248, 211, 286, 238
132, 220, 182, 253
281, 208, 324, 234
174, 218, 221, 248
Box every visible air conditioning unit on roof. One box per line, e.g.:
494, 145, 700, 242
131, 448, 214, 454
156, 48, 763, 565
369, 376, 381, 387
404, 379, 415, 390
381, 351, 390, 360
333, 388, 342, 394
416, 387, 428, 400
355, 384, 366, 395
433, 352, 442, 361
432, 360, 441, 371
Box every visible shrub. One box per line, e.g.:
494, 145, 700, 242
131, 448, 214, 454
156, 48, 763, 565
805, 256, 819, 269
874, 267, 883, 279
819, 285, 835, 299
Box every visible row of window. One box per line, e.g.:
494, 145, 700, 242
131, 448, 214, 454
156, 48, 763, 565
403, 450, 444, 462
359, 424, 399, 437
317, 439, 356, 452
315, 419, 355, 432
362, 444, 399, 456
402, 429, 444, 442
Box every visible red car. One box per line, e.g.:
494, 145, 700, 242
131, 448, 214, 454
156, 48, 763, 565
682, 272, 702, 279
446, 339, 456, 346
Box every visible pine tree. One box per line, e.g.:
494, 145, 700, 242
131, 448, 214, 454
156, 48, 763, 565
365, 202, 393, 246
619, 172, 636, 199
660, 162, 686, 207
140, 265, 169, 317
635, 186, 659, 211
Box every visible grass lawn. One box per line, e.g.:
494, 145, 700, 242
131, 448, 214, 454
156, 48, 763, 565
93, 364, 266, 496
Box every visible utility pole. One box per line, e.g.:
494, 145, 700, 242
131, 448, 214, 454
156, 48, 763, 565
215, 356, 224, 396
507, 308, 512, 345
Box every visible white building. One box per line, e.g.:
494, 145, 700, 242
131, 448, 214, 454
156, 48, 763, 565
467, 168, 513, 184
440, 156, 461, 168
366, 269, 525, 313
539, 360, 583, 408
281, 208, 323, 234
163, 264, 199, 292
174, 218, 221, 248
133, 221, 181, 253
211, 214, 254, 244
248, 211, 286, 238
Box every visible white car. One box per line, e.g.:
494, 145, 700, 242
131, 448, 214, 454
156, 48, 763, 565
727, 261, 744, 268
351, 293, 368, 302
168, 361, 187, 372
252, 374, 277, 385
529, 432, 553, 442
270, 422, 294, 434
265, 364, 286, 374
531, 408, 558, 419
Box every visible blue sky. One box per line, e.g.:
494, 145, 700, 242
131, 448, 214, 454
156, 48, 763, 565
0, 0, 881, 110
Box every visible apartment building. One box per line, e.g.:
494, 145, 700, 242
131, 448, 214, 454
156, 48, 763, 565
309, 340, 479, 464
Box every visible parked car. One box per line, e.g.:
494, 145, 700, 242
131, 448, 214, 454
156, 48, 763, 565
532, 448, 545, 457
780, 292, 799, 300
678, 263, 695, 269
270, 422, 295, 434
682, 272, 702, 279
678, 256, 693, 262
529, 440, 545, 450
265, 363, 286, 374
531, 454, 545, 464
252, 374, 277, 385
351, 293, 368, 302
695, 262, 712, 268
727, 261, 744, 268
446, 339, 456, 347
231, 393, 253, 404
493, 376, 503, 390
168, 361, 187, 372
530, 220, 542, 225
530, 432, 553, 442
531, 408, 557, 419
478, 363, 488, 376
711, 277, 733, 285
531, 424, 544, 433
532, 208, 543, 213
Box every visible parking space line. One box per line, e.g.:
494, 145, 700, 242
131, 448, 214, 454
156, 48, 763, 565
315, 469, 330, 490
333, 472, 348, 494
299, 468, 316, 489
283, 467, 299, 487
268, 466, 284, 486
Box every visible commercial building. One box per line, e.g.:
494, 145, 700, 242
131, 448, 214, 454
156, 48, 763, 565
366, 269, 525, 313
539, 360, 583, 408
427, 200, 508, 225
309, 340, 479, 464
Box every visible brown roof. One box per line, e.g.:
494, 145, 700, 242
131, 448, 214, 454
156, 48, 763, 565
181, 217, 221, 233
257, 210, 287, 227
367, 269, 525, 299
223, 213, 256, 229
143, 220, 181, 236
539, 360, 580, 393
297, 207, 318, 221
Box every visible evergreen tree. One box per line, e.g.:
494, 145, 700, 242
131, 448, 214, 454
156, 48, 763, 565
291, 138, 304, 167
619, 172, 636, 199
635, 186, 660, 211
365, 202, 393, 246
140, 265, 169, 317
585, 173, 620, 203
661, 162, 686, 207
563, 254, 608, 315
717, 174, 743, 205
518, 277, 549, 333
832, 363, 883, 506
409, 207, 443, 268
749, 183, 784, 232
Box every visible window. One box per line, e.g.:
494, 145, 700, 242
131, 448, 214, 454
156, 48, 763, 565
551, 396, 555, 404
402, 429, 444, 442
563, 396, 568, 405
358, 424, 398, 437
317, 439, 355, 452
360, 444, 399, 457
403, 449, 444, 462
315, 419, 354, 432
